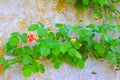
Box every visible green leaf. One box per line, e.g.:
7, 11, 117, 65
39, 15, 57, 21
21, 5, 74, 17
32, 45, 41, 57
103, 34, 111, 42
98, 0, 107, 4
4, 43, 14, 55
72, 41, 80, 49
30, 62, 39, 73
48, 32, 55, 39
100, 33, 112, 42
103, 24, 114, 31
39, 64, 45, 73
74, 50, 82, 59
0, 57, 6, 64
106, 14, 113, 21
53, 59, 62, 69
59, 28, 68, 36
6, 49, 14, 55
68, 48, 75, 57
94, 43, 104, 55
3, 63, 11, 70
23, 55, 32, 64
56, 32, 61, 40
117, 25, 120, 32
52, 48, 60, 56
40, 46, 50, 57
10, 32, 20, 37
78, 29, 92, 38
77, 60, 85, 69
38, 28, 47, 36
55, 23, 63, 28
37, 22, 45, 28
86, 24, 95, 28
14, 48, 24, 56
110, 39, 120, 46
116, 52, 120, 59
22, 65, 32, 77
106, 52, 114, 60
66, 0, 72, 2
97, 13, 103, 19
106, 52, 117, 64
21, 33, 27, 43
86, 24, 99, 32
28, 24, 39, 31
60, 44, 70, 54
71, 25, 81, 32
75, 0, 84, 10
69, 48, 82, 59
93, 0, 98, 2
64, 24, 72, 31
23, 46, 34, 55
82, 0, 89, 5
8, 36, 19, 47
111, 58, 117, 64
45, 40, 55, 49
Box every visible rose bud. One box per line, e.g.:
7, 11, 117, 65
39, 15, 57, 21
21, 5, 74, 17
71, 38, 76, 43
95, 15, 98, 19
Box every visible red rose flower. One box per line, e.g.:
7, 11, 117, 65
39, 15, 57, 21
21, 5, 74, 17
27, 32, 37, 42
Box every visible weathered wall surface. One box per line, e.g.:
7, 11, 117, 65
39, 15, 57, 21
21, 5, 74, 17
0, 0, 120, 80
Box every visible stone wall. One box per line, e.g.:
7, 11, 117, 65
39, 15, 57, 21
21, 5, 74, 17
0, 0, 120, 80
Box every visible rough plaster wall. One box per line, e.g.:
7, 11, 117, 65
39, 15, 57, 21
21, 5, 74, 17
0, 0, 120, 80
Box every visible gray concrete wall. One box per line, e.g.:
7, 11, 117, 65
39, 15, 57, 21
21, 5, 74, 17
0, 0, 120, 80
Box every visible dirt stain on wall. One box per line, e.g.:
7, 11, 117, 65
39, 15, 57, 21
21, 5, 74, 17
0, 31, 5, 75
18, 18, 27, 31
6, 74, 11, 80
0, 48, 5, 75
0, 64, 4, 75
55, 0, 66, 13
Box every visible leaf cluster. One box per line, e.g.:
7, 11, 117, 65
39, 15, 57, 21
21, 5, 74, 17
66, 0, 120, 20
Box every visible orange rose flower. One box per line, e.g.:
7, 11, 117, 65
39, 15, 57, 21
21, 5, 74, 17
27, 32, 37, 42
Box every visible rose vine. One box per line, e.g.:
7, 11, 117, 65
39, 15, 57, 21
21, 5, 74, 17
0, 22, 120, 77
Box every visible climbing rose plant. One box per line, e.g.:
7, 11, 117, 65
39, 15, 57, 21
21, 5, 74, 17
0, 22, 120, 77
66, 0, 120, 20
